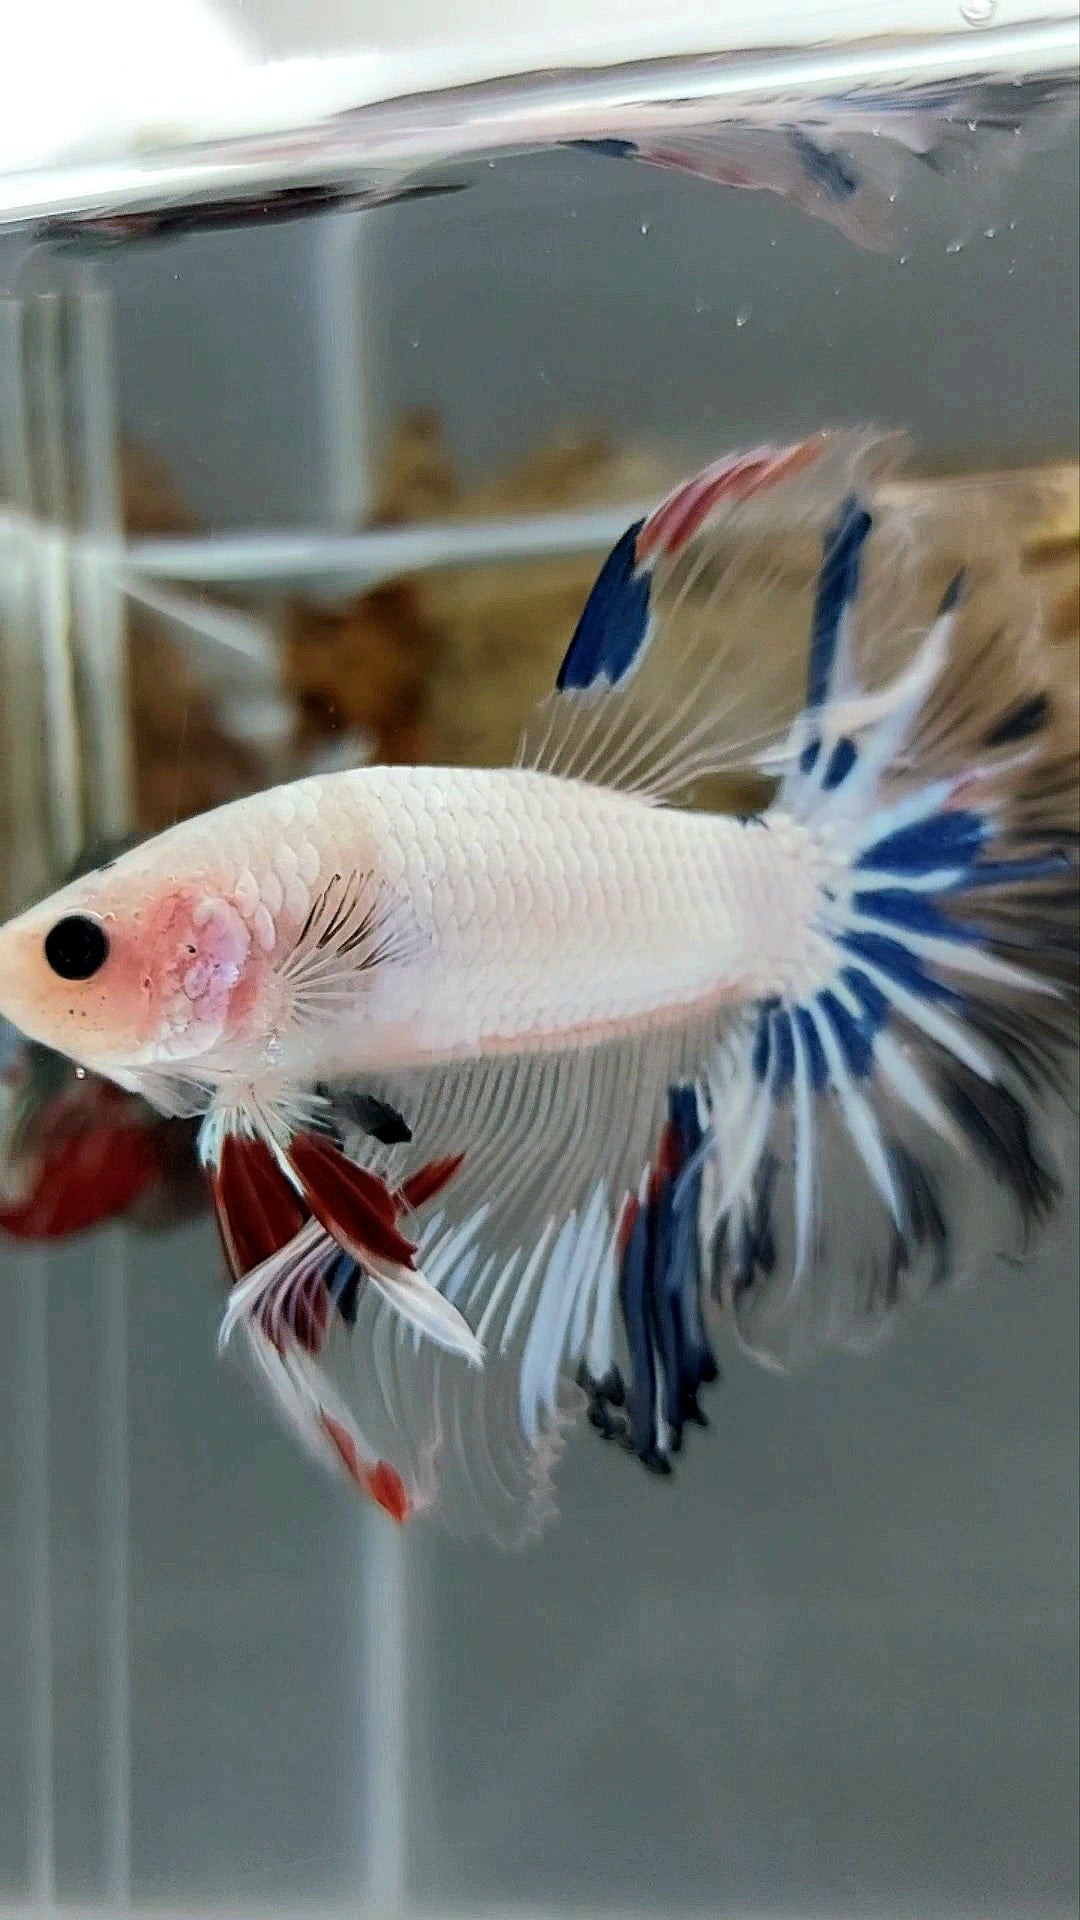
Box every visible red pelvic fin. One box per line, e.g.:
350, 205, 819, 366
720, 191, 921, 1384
209, 1133, 308, 1283
288, 1131, 418, 1269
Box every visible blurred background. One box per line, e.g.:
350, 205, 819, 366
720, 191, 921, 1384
0, 40, 1078, 1920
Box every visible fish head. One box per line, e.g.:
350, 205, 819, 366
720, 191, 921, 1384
0, 843, 256, 1078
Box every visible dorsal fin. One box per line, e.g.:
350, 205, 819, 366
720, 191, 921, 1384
517, 430, 904, 803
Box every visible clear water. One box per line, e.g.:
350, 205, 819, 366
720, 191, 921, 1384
0, 110, 1077, 1920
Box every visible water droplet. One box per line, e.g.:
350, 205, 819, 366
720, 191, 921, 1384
735, 307, 751, 328
984, 225, 997, 239
945, 239, 964, 254
898, 253, 910, 266
640, 221, 650, 236
959, 0, 995, 22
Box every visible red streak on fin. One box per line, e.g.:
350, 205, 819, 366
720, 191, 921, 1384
617, 1193, 641, 1255
649, 1122, 682, 1203
319, 1412, 411, 1523
397, 1154, 465, 1214
210, 1133, 307, 1283
637, 437, 823, 561
366, 1461, 411, 1524
289, 1132, 417, 1268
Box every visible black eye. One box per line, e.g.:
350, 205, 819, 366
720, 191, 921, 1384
43, 915, 110, 981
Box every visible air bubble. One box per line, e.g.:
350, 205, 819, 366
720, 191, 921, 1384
945, 239, 964, 254
959, 0, 995, 21
735, 307, 751, 328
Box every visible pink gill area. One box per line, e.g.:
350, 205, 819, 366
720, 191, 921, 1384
129, 887, 255, 1049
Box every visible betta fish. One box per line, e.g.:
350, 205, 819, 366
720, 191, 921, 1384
0, 430, 1075, 1541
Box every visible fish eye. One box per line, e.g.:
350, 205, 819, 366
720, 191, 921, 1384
43, 915, 110, 981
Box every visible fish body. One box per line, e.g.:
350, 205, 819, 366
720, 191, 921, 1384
0, 768, 821, 1079
1, 429, 1075, 1538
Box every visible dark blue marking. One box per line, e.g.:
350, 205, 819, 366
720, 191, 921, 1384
565, 136, 637, 159
793, 1006, 829, 1090
771, 1010, 796, 1100
944, 1072, 1057, 1229
983, 691, 1051, 748
618, 1200, 661, 1466
818, 988, 876, 1077
643, 1173, 682, 1443
607, 1085, 721, 1469
732, 1154, 779, 1294
325, 1251, 361, 1326
752, 1006, 773, 1083
651, 1087, 718, 1444
799, 737, 821, 775
838, 965, 890, 1030
853, 887, 982, 943
807, 497, 873, 711
857, 809, 986, 876
822, 735, 858, 790
937, 570, 966, 614
555, 520, 649, 691
839, 929, 964, 1005
950, 850, 1071, 892
789, 129, 861, 201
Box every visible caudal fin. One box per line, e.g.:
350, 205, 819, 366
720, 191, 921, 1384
706, 469, 1078, 1363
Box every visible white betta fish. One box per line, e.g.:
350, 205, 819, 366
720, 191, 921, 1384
0, 431, 1076, 1538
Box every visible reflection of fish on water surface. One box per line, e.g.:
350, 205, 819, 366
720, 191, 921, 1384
0, 430, 1075, 1541
49, 71, 1078, 255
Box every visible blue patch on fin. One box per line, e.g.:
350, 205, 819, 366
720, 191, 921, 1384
593, 1086, 718, 1476
789, 129, 861, 201
794, 1006, 830, 1089
818, 988, 876, 1077
839, 929, 964, 1005
823, 735, 858, 790
752, 1003, 774, 1082
556, 520, 650, 691
807, 497, 873, 710
565, 136, 637, 159
325, 1250, 361, 1326
617, 1199, 662, 1466
982, 691, 1051, 748
857, 809, 986, 876
771, 1010, 796, 1099
838, 965, 890, 1030
853, 887, 982, 943
950, 850, 1071, 892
